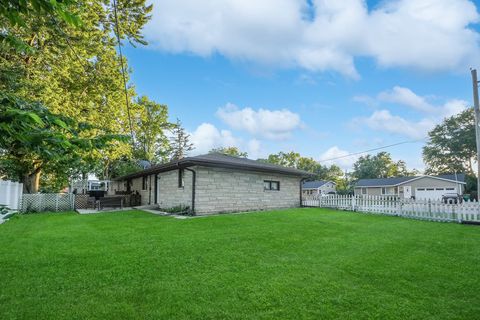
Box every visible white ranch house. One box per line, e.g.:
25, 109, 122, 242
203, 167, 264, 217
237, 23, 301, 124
354, 174, 466, 200
112, 153, 311, 215
302, 180, 336, 196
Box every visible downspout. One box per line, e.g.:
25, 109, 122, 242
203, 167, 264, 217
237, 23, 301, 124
299, 178, 307, 207
148, 175, 152, 205
184, 168, 196, 215
154, 174, 158, 204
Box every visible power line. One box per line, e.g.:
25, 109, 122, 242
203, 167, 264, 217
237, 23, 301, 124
53, 15, 134, 143
318, 137, 428, 163
112, 0, 135, 145
52, 19, 93, 76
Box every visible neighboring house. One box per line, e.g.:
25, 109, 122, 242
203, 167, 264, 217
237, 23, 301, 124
112, 153, 311, 215
71, 180, 111, 194
354, 174, 466, 200
302, 180, 336, 196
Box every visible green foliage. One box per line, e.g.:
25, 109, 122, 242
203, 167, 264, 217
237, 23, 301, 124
0, 0, 161, 188
0, 94, 125, 192
0, 0, 81, 27
158, 205, 192, 215
259, 151, 344, 182
0, 0, 81, 52
0, 205, 10, 215
97, 157, 143, 180
423, 108, 475, 176
465, 174, 477, 193
352, 152, 416, 181
132, 96, 173, 164
209, 147, 248, 158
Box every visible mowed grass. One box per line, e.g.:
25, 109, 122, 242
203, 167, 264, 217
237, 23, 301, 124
0, 209, 479, 320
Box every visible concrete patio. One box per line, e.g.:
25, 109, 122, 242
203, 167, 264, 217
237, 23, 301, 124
76, 204, 160, 215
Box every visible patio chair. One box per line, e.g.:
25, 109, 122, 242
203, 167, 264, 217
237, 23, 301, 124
87, 197, 99, 210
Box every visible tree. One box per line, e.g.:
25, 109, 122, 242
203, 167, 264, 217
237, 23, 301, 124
259, 151, 344, 182
352, 152, 415, 181
0, 0, 81, 52
0, 0, 155, 188
260, 152, 301, 167
169, 120, 194, 160
423, 108, 475, 176
133, 96, 172, 164
0, 94, 123, 192
209, 147, 248, 158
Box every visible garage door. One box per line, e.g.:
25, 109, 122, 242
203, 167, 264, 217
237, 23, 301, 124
415, 187, 456, 200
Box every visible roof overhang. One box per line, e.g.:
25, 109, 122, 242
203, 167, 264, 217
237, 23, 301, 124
113, 158, 312, 181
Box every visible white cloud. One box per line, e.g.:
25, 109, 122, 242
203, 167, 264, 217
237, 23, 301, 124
319, 146, 358, 170
377, 86, 434, 112
145, 0, 480, 77
216, 103, 302, 140
353, 86, 469, 138
189, 122, 263, 158
246, 138, 262, 158
189, 123, 239, 154
441, 99, 469, 118
360, 110, 435, 139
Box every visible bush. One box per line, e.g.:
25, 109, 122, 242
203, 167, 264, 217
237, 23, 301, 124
158, 205, 193, 216
0, 205, 9, 215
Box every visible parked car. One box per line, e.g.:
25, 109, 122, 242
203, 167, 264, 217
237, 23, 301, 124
442, 193, 462, 204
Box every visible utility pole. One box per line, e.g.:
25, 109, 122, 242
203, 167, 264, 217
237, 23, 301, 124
471, 69, 480, 193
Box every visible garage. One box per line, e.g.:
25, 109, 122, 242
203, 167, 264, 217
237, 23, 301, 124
415, 187, 457, 200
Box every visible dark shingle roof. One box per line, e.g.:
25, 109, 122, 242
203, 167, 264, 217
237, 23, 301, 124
302, 180, 334, 189
113, 153, 312, 180
355, 173, 466, 187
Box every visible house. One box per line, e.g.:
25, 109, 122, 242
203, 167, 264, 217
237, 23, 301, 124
70, 179, 111, 194
354, 174, 466, 200
302, 180, 336, 196
111, 153, 311, 215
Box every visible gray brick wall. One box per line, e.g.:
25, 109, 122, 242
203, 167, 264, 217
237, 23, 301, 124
121, 176, 155, 206
156, 169, 193, 209
116, 166, 302, 214
194, 166, 301, 214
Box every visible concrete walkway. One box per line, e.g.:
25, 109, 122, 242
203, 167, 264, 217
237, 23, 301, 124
76, 204, 160, 215
76, 207, 135, 214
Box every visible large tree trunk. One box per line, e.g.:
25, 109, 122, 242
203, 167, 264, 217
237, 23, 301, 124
22, 164, 42, 193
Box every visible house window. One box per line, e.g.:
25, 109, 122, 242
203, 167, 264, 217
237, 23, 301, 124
361, 188, 367, 195
446, 187, 455, 191
142, 176, 148, 190
264, 180, 280, 191
178, 169, 184, 188
382, 187, 397, 195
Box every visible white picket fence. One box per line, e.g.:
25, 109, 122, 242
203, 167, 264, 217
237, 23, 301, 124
21, 193, 75, 213
0, 180, 23, 210
303, 195, 480, 223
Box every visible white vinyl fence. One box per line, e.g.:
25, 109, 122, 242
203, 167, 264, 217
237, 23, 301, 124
303, 195, 480, 223
0, 180, 23, 210
21, 193, 75, 213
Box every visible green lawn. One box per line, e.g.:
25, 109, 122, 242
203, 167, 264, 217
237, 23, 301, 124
0, 209, 479, 319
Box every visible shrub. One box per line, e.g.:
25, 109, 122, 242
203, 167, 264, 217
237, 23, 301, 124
158, 205, 193, 216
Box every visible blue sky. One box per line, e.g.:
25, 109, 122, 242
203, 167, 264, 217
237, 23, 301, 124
123, 0, 480, 171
